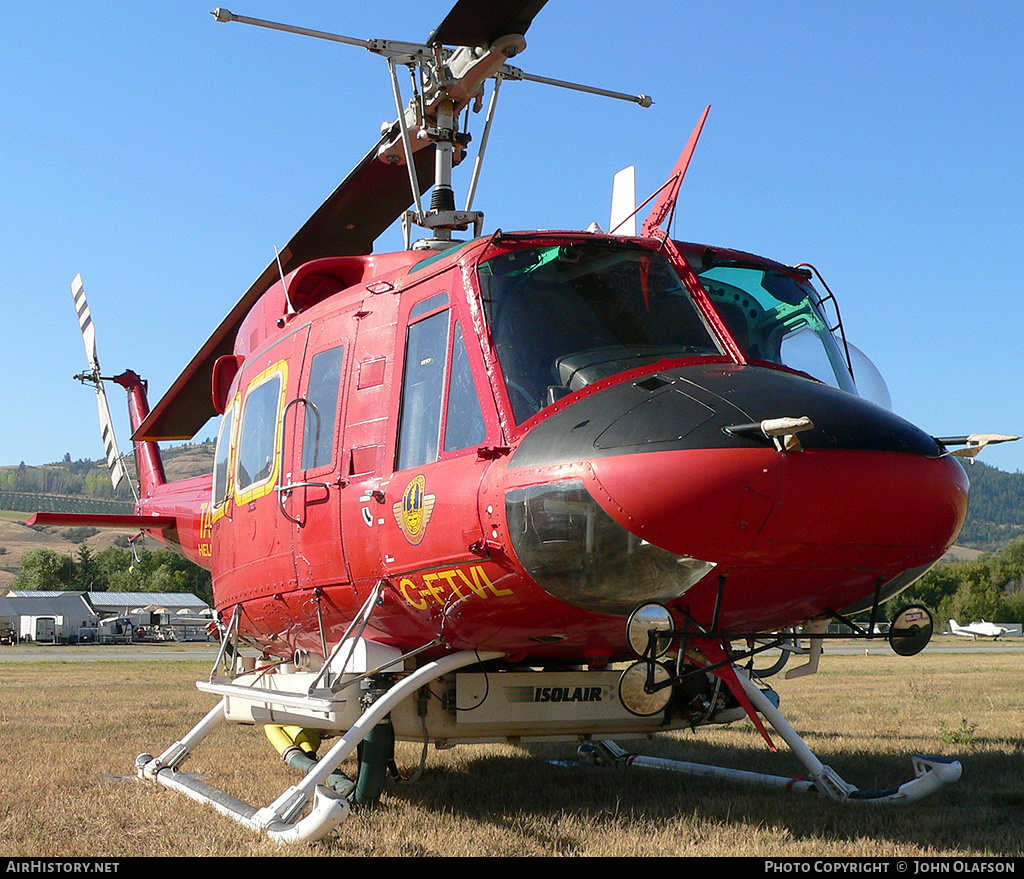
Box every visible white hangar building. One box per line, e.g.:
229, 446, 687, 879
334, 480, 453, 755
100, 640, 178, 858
1, 591, 213, 644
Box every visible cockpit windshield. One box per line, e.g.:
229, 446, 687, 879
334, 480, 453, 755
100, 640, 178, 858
478, 241, 723, 423
697, 261, 857, 395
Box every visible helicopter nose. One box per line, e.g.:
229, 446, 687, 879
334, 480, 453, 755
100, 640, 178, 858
505, 364, 969, 624
587, 440, 967, 629
591, 434, 968, 576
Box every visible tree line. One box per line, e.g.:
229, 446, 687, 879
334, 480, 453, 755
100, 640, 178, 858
10, 533, 1024, 632
0, 458, 133, 500
890, 536, 1024, 626
14, 543, 213, 606
955, 461, 1024, 551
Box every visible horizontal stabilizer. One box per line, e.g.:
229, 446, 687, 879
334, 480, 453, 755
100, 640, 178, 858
937, 433, 1020, 459
26, 512, 178, 531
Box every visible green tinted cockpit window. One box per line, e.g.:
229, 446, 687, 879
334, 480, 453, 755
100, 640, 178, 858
699, 264, 856, 395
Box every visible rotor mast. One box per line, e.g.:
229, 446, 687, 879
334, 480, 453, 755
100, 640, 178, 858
213, 8, 652, 248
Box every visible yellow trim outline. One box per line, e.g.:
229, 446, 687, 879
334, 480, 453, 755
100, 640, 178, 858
234, 360, 289, 505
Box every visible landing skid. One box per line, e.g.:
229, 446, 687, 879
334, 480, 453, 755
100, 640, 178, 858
136, 648, 502, 844
135, 592, 958, 845
583, 669, 962, 805
136, 656, 960, 848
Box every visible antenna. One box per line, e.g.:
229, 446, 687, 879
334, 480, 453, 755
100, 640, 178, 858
274, 246, 295, 314
212, 8, 653, 247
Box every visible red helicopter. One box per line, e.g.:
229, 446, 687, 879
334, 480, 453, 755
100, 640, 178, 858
31, 1, 1017, 843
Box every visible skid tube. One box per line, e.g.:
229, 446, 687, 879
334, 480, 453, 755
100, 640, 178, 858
136, 649, 504, 844
587, 667, 961, 804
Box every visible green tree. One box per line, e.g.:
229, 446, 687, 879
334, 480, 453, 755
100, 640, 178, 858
892, 535, 1024, 625
950, 577, 1003, 623
14, 549, 76, 591
92, 546, 133, 591
98, 545, 213, 605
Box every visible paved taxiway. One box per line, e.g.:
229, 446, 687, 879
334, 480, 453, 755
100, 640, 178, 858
1, 637, 1021, 662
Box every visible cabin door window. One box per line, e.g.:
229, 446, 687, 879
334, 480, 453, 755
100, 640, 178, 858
395, 305, 489, 472
443, 321, 487, 454
386, 290, 494, 577
396, 307, 450, 472
235, 364, 287, 500
289, 318, 352, 588
301, 345, 346, 471
217, 324, 309, 597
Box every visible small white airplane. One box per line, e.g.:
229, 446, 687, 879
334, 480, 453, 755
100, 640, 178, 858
948, 619, 1010, 640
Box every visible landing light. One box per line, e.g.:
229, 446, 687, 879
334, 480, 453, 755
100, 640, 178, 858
505, 481, 716, 616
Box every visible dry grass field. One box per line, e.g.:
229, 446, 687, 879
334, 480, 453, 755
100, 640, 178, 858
0, 642, 1022, 858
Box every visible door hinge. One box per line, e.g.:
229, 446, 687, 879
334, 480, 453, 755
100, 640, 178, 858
477, 445, 511, 460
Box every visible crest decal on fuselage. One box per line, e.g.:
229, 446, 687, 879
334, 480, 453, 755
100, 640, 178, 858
393, 475, 436, 545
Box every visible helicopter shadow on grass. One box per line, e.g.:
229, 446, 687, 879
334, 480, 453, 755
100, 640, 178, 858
369, 731, 1024, 854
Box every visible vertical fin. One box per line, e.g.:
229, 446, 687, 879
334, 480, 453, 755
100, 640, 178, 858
610, 165, 637, 235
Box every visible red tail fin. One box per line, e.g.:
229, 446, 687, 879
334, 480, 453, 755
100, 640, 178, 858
112, 370, 167, 498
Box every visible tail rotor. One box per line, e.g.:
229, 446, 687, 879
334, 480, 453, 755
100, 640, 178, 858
71, 274, 133, 494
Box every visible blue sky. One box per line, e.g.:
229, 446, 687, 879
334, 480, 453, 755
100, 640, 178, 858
2, 2, 1022, 476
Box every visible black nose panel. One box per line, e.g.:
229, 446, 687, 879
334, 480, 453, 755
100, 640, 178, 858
510, 363, 939, 469
594, 388, 717, 449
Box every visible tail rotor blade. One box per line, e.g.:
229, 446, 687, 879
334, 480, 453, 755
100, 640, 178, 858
96, 385, 129, 490
71, 273, 100, 376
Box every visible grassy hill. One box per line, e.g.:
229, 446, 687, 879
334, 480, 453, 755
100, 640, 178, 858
0, 441, 214, 497
0, 443, 214, 591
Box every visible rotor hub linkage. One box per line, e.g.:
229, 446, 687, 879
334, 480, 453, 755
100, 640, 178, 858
212, 6, 652, 248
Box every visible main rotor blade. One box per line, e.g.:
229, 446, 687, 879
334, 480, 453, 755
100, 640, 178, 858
137, 0, 555, 442
277, 123, 437, 269
135, 130, 435, 443
429, 0, 549, 46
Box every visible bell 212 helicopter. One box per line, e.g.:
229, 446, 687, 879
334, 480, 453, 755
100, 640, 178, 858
31, 1, 1018, 843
